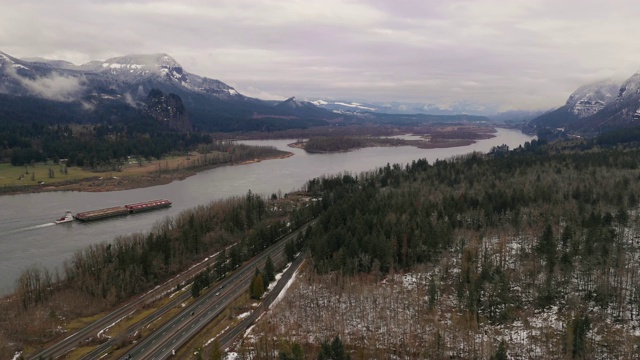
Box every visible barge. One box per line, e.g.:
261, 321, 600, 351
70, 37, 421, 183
74, 199, 171, 222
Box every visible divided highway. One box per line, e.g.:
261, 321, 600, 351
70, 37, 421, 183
30, 219, 315, 360
120, 220, 314, 360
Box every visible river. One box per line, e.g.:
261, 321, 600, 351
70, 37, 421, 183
0, 128, 534, 295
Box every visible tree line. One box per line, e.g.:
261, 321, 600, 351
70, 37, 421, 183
248, 138, 640, 358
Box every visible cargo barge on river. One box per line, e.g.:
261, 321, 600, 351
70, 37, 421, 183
74, 199, 171, 222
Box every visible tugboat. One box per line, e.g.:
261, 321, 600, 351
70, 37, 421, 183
55, 211, 74, 224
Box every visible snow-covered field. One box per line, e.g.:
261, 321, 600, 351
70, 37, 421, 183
247, 226, 640, 359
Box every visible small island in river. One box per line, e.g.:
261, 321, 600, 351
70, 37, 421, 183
290, 125, 496, 153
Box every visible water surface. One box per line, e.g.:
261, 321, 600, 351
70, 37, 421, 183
0, 128, 534, 294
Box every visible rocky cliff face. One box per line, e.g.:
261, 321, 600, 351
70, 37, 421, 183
527, 79, 621, 133
144, 89, 192, 132
566, 80, 619, 118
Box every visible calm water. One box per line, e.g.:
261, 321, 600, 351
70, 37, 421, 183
0, 128, 534, 295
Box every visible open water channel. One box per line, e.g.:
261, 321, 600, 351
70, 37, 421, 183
0, 128, 534, 295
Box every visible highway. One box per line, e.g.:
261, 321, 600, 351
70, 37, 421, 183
119, 220, 314, 360
30, 246, 227, 360
218, 254, 305, 351
31, 219, 315, 360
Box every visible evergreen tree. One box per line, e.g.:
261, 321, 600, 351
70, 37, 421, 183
230, 245, 242, 270
493, 340, 507, 360
191, 276, 202, 298
285, 239, 296, 262
570, 314, 590, 359
250, 268, 265, 300
265, 255, 276, 283
317, 336, 350, 360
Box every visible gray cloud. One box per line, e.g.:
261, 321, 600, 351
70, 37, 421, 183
6, 67, 85, 102
2, 0, 640, 111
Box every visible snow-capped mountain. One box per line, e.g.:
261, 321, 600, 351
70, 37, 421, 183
310, 100, 378, 113
275, 97, 339, 118
310, 99, 498, 116
529, 70, 640, 134
0, 50, 338, 131
74, 53, 241, 99
527, 79, 620, 132
565, 80, 619, 118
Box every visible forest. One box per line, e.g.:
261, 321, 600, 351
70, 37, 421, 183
3, 120, 213, 167
245, 136, 640, 359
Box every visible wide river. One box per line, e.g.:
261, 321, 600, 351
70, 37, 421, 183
0, 128, 534, 295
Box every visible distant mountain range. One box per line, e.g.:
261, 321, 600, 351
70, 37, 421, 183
0, 50, 501, 132
309, 99, 500, 116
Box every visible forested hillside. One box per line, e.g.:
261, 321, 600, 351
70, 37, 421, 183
249, 139, 640, 359
0, 93, 212, 167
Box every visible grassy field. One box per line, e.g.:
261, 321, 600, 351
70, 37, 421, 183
0, 162, 105, 187
0, 154, 214, 189
0, 149, 288, 194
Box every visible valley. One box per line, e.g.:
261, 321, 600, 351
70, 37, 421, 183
3, 41, 640, 360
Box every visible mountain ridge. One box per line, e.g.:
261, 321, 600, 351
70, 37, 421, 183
528, 72, 640, 135
0, 50, 340, 132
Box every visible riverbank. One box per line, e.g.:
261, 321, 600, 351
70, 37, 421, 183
0, 151, 294, 196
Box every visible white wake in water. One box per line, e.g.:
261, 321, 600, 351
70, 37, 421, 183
29, 223, 56, 229
3, 223, 56, 236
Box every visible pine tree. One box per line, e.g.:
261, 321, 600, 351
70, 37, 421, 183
265, 255, 276, 283
285, 239, 296, 262
317, 336, 350, 360
493, 340, 507, 360
250, 268, 265, 300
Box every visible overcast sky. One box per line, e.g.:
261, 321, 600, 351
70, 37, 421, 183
2, 0, 640, 111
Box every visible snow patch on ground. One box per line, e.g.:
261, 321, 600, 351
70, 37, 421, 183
237, 311, 251, 320
224, 352, 238, 360
270, 267, 300, 309
97, 309, 136, 339
204, 325, 231, 347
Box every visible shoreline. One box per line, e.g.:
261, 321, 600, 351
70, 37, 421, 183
0, 152, 294, 196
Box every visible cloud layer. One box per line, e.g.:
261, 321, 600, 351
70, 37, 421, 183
2, 0, 640, 111
6, 67, 85, 102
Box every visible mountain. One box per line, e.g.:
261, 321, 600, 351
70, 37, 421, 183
489, 109, 550, 125
527, 79, 619, 132
572, 72, 640, 133
310, 99, 499, 116
273, 97, 343, 120
310, 99, 378, 114
0, 51, 338, 132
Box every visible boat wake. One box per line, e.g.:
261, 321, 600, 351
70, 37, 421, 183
3, 223, 56, 236
30, 223, 56, 229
